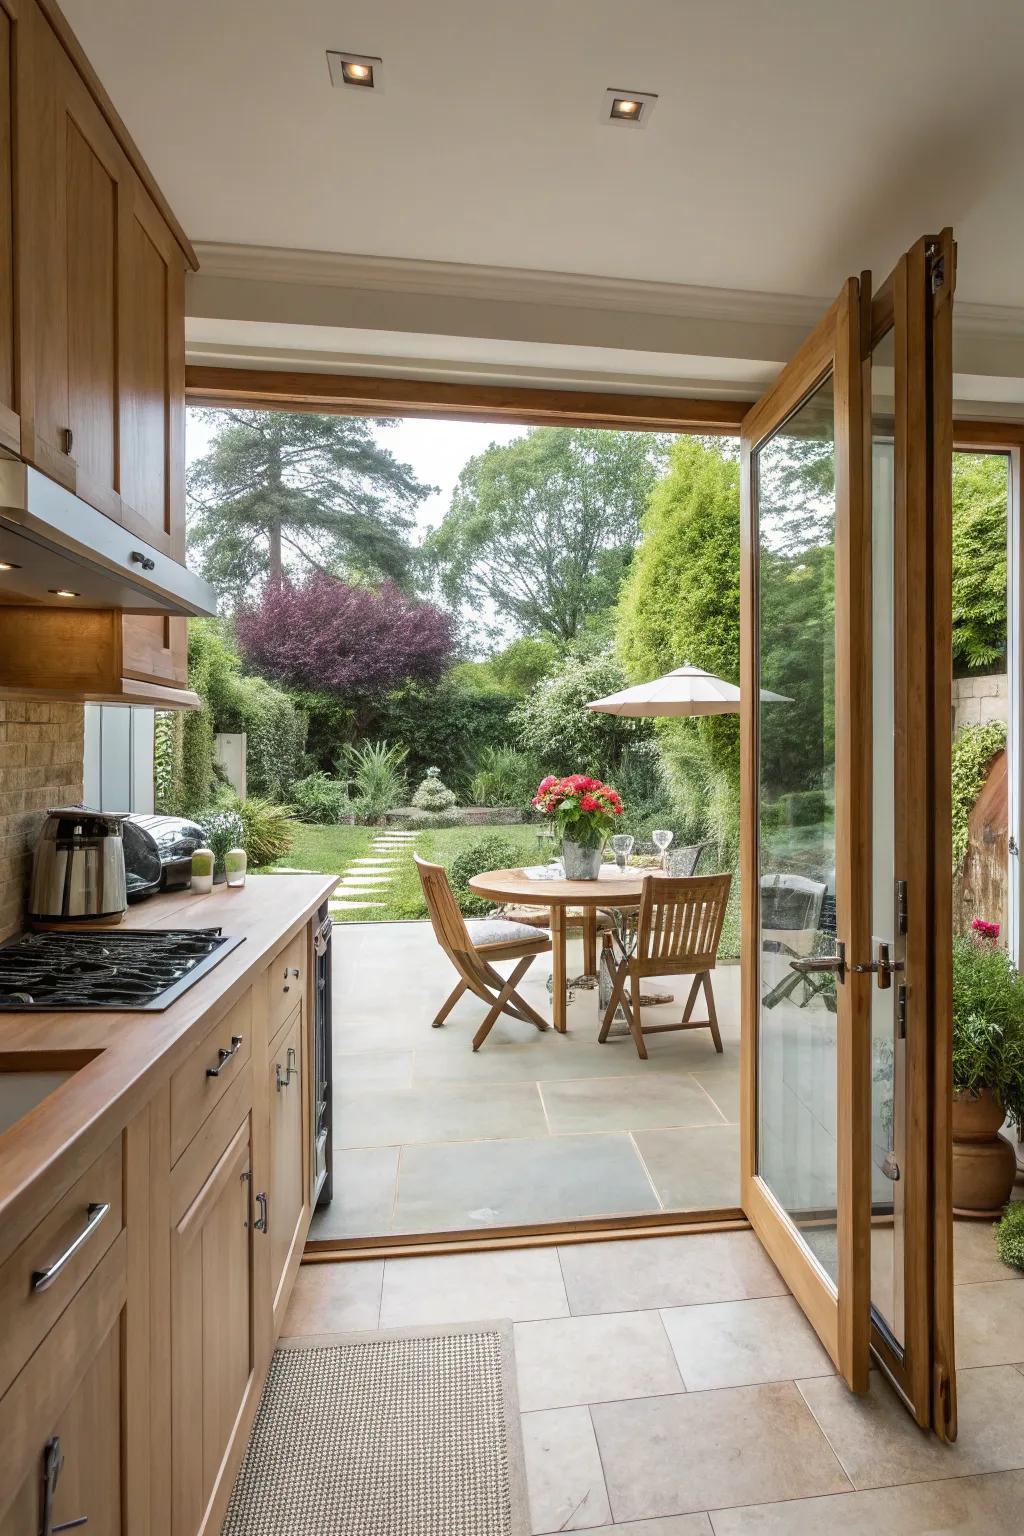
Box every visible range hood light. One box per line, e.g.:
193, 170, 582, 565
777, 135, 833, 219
0, 560, 21, 571
49, 588, 80, 598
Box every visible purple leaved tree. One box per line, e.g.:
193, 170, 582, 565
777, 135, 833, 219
236, 572, 456, 696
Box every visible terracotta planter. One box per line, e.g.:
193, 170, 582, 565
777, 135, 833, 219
952, 1087, 1017, 1218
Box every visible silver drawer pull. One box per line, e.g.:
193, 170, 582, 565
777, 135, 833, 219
32, 1203, 111, 1293
206, 1034, 243, 1078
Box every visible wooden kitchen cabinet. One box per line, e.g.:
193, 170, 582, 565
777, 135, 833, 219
269, 1004, 309, 1332
171, 1107, 261, 1536
0, 0, 19, 455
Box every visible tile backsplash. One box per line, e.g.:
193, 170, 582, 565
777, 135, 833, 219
0, 699, 85, 940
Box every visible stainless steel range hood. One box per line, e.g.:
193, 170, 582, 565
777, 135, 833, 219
0, 460, 218, 616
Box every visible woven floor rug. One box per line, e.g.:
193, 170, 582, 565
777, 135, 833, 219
221, 1321, 529, 1536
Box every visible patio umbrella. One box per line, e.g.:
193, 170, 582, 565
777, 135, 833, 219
586, 662, 790, 717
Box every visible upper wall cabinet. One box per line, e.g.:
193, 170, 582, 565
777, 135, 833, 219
7, 0, 196, 559
0, 1, 19, 456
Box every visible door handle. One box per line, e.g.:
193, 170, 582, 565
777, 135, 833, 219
789, 941, 845, 983
41, 1437, 89, 1536
275, 1047, 298, 1092
850, 941, 904, 990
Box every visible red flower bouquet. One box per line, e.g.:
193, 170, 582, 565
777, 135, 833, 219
531, 774, 624, 853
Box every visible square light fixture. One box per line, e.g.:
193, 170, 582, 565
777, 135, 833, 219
327, 51, 382, 92
603, 88, 657, 128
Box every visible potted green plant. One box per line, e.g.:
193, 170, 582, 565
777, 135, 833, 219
530, 774, 624, 879
952, 921, 1024, 1217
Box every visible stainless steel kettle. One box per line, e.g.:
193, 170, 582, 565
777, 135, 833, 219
29, 808, 129, 922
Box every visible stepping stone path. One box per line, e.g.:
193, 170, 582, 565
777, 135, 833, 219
327, 830, 420, 917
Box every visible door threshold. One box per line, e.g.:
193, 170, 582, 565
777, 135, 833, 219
303, 1208, 749, 1263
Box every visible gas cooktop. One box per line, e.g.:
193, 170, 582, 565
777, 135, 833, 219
0, 928, 245, 1011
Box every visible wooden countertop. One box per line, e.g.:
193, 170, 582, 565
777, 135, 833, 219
0, 873, 338, 1263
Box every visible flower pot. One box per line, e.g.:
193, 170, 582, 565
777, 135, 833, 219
952, 1087, 1017, 1219
561, 838, 604, 880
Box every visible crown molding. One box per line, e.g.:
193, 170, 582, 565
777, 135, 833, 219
191, 241, 1024, 341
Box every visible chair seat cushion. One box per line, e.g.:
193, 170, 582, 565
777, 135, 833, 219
468, 918, 550, 947
502, 905, 614, 932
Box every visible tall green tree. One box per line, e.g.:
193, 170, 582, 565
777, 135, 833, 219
424, 427, 668, 642
952, 452, 1008, 670
187, 410, 433, 607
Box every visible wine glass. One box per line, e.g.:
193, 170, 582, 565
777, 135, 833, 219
652, 828, 674, 870
611, 833, 634, 871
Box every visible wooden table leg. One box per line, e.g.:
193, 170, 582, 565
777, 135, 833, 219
582, 906, 597, 977
550, 904, 567, 1032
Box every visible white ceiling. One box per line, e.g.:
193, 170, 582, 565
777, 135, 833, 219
63, 0, 1024, 304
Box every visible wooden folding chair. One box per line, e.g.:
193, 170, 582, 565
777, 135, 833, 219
599, 872, 732, 1060
414, 855, 553, 1051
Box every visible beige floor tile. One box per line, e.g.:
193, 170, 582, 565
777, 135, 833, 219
709, 1468, 1024, 1534
281, 1260, 383, 1335
692, 1066, 740, 1123
954, 1219, 1021, 1285
307, 1147, 399, 1240
559, 1231, 785, 1315
334, 1049, 414, 1087
579, 1520, 712, 1536
633, 1124, 741, 1209
797, 1364, 1024, 1489
539, 1074, 726, 1134
393, 1132, 660, 1232
515, 1310, 683, 1411
378, 1247, 569, 1328
955, 1279, 1024, 1366
592, 1382, 850, 1519
661, 1295, 835, 1390
335, 1079, 549, 1148
521, 1406, 611, 1534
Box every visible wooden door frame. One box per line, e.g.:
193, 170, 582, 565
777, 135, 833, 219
739, 276, 873, 1392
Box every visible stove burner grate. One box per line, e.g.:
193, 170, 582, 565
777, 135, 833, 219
0, 928, 244, 1011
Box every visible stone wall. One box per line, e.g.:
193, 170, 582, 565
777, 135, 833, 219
952, 672, 1008, 733
0, 699, 85, 940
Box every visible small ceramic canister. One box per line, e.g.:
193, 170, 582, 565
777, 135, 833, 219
191, 846, 214, 894
224, 847, 247, 888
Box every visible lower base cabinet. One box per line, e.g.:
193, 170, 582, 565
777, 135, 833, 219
171, 1111, 259, 1536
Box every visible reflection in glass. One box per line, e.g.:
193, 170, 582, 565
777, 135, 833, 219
755, 372, 839, 1284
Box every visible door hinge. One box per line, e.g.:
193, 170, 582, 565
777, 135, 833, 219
896, 982, 907, 1040
896, 879, 908, 935
928, 244, 946, 294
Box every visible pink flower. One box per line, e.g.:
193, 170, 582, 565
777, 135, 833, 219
972, 918, 1000, 942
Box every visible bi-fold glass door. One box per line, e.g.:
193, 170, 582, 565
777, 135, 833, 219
739, 233, 957, 1436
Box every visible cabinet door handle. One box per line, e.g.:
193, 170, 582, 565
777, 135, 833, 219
206, 1034, 243, 1078
275, 1046, 299, 1092
255, 1191, 269, 1234
60, 427, 74, 455
32, 1203, 111, 1293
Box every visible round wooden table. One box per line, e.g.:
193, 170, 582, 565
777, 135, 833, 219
467, 865, 651, 1032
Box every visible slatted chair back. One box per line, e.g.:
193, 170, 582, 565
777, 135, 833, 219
415, 855, 479, 972
634, 873, 732, 974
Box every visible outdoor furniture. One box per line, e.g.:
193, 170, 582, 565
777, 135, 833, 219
661, 839, 712, 876
467, 865, 651, 1032
415, 855, 552, 1051
598, 872, 732, 1060
759, 873, 831, 1010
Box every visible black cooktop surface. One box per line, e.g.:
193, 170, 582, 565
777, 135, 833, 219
0, 928, 244, 1011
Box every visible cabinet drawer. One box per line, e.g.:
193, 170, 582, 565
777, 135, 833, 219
0, 1134, 123, 1400
170, 991, 252, 1164
268, 929, 306, 1040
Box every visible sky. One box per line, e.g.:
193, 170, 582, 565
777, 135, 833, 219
185, 408, 528, 546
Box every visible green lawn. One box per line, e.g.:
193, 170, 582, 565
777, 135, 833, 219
271, 821, 545, 922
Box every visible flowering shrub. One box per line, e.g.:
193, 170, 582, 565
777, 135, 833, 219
531, 774, 624, 848
412, 766, 457, 812
972, 918, 1001, 942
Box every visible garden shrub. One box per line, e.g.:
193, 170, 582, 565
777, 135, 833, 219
512, 651, 648, 778
952, 930, 1024, 1122
292, 772, 349, 824
448, 834, 526, 916
370, 676, 516, 788
469, 746, 540, 808
952, 720, 1007, 869
996, 1202, 1024, 1272
412, 766, 457, 811
777, 788, 831, 827
226, 796, 295, 866
344, 740, 408, 823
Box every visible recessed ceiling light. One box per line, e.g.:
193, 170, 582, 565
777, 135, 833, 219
327, 51, 383, 93
49, 588, 80, 598
0, 561, 21, 571
603, 88, 657, 128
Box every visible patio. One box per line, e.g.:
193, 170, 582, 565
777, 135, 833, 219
311, 919, 742, 1241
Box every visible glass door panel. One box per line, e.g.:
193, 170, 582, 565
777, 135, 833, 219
756, 372, 840, 1284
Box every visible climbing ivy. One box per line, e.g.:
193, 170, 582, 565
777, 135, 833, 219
951, 720, 1007, 870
